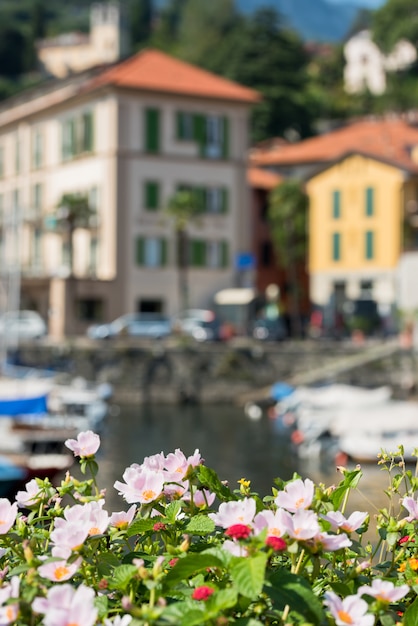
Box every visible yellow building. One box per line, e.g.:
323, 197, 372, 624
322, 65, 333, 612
251, 117, 418, 316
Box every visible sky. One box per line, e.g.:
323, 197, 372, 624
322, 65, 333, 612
328, 0, 385, 6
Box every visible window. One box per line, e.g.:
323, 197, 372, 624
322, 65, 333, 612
77, 298, 103, 322
136, 237, 167, 267
31, 183, 43, 218
206, 188, 225, 214
12, 189, 20, 212
332, 190, 341, 219
89, 237, 98, 274
62, 241, 70, 269
332, 232, 341, 261
190, 239, 228, 268
32, 129, 43, 170
137, 299, 163, 313
32, 228, 42, 268
61, 110, 95, 161
194, 114, 229, 159
176, 112, 194, 141
261, 241, 273, 266
144, 108, 160, 153
15, 136, 21, 174
0, 146, 4, 179
144, 181, 160, 211
365, 187, 374, 216
365, 230, 374, 259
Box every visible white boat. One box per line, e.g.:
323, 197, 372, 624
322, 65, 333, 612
338, 429, 418, 463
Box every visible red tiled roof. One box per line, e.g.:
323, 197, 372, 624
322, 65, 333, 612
247, 167, 282, 189
250, 117, 418, 172
86, 48, 261, 103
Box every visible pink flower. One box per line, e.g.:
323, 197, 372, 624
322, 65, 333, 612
280, 509, 320, 540
0, 499, 18, 534
322, 510, 368, 532
0, 577, 20, 624
402, 496, 418, 521
65, 430, 100, 457
254, 509, 287, 538
313, 532, 352, 551
141, 453, 165, 472
50, 518, 90, 554
324, 591, 374, 626
15, 479, 42, 508
114, 466, 164, 504
358, 580, 409, 603
109, 504, 137, 529
222, 539, 248, 556
189, 489, 216, 508
209, 498, 256, 529
275, 478, 314, 512
225, 524, 252, 540
104, 616, 132, 626
33, 584, 98, 626
164, 449, 190, 479
38, 557, 82, 582
192, 586, 214, 601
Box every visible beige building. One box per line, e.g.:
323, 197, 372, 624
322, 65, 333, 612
0, 49, 259, 338
36, 2, 129, 79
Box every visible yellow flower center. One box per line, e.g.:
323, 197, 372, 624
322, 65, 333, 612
89, 527, 101, 536
6, 607, 15, 621
54, 566, 70, 580
295, 498, 305, 508
269, 527, 281, 537
337, 610, 353, 624
142, 490, 156, 501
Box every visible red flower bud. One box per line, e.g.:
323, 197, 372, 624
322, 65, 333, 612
153, 522, 167, 532
266, 536, 287, 552
192, 586, 215, 601
225, 524, 252, 540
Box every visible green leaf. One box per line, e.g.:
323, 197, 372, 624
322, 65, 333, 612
405, 596, 418, 626
127, 519, 157, 537
108, 564, 138, 591
196, 465, 235, 501
266, 569, 326, 625
330, 467, 363, 509
164, 553, 224, 586
162, 602, 206, 626
165, 500, 182, 523
207, 588, 238, 612
234, 620, 264, 626
185, 515, 215, 535
230, 554, 268, 599
94, 595, 108, 619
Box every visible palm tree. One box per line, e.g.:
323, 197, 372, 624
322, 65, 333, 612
268, 179, 308, 337
55, 192, 97, 278
166, 188, 203, 312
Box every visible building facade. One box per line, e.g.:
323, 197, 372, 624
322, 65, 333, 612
0, 49, 259, 337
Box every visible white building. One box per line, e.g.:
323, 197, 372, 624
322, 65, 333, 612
0, 49, 259, 338
344, 30, 416, 96
36, 2, 130, 79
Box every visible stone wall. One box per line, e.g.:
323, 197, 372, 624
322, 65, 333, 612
13, 337, 417, 405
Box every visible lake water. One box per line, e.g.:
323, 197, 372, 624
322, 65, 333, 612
93, 403, 394, 519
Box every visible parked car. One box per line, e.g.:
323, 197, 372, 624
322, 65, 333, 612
0, 310, 47, 340
87, 313, 172, 340
251, 317, 287, 341
172, 309, 222, 342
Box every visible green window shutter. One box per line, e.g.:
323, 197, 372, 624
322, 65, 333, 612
332, 232, 341, 261
82, 111, 94, 152
366, 187, 374, 216
332, 190, 340, 219
195, 187, 207, 213
176, 111, 183, 140
145, 108, 160, 153
365, 230, 374, 259
193, 114, 206, 158
160, 238, 167, 266
136, 237, 144, 265
222, 116, 229, 159
221, 241, 229, 267
221, 188, 228, 213
144, 181, 159, 210
191, 239, 206, 267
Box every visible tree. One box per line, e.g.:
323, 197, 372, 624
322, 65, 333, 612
129, 0, 153, 49
166, 189, 202, 312
372, 0, 418, 53
268, 180, 308, 338
55, 192, 97, 278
